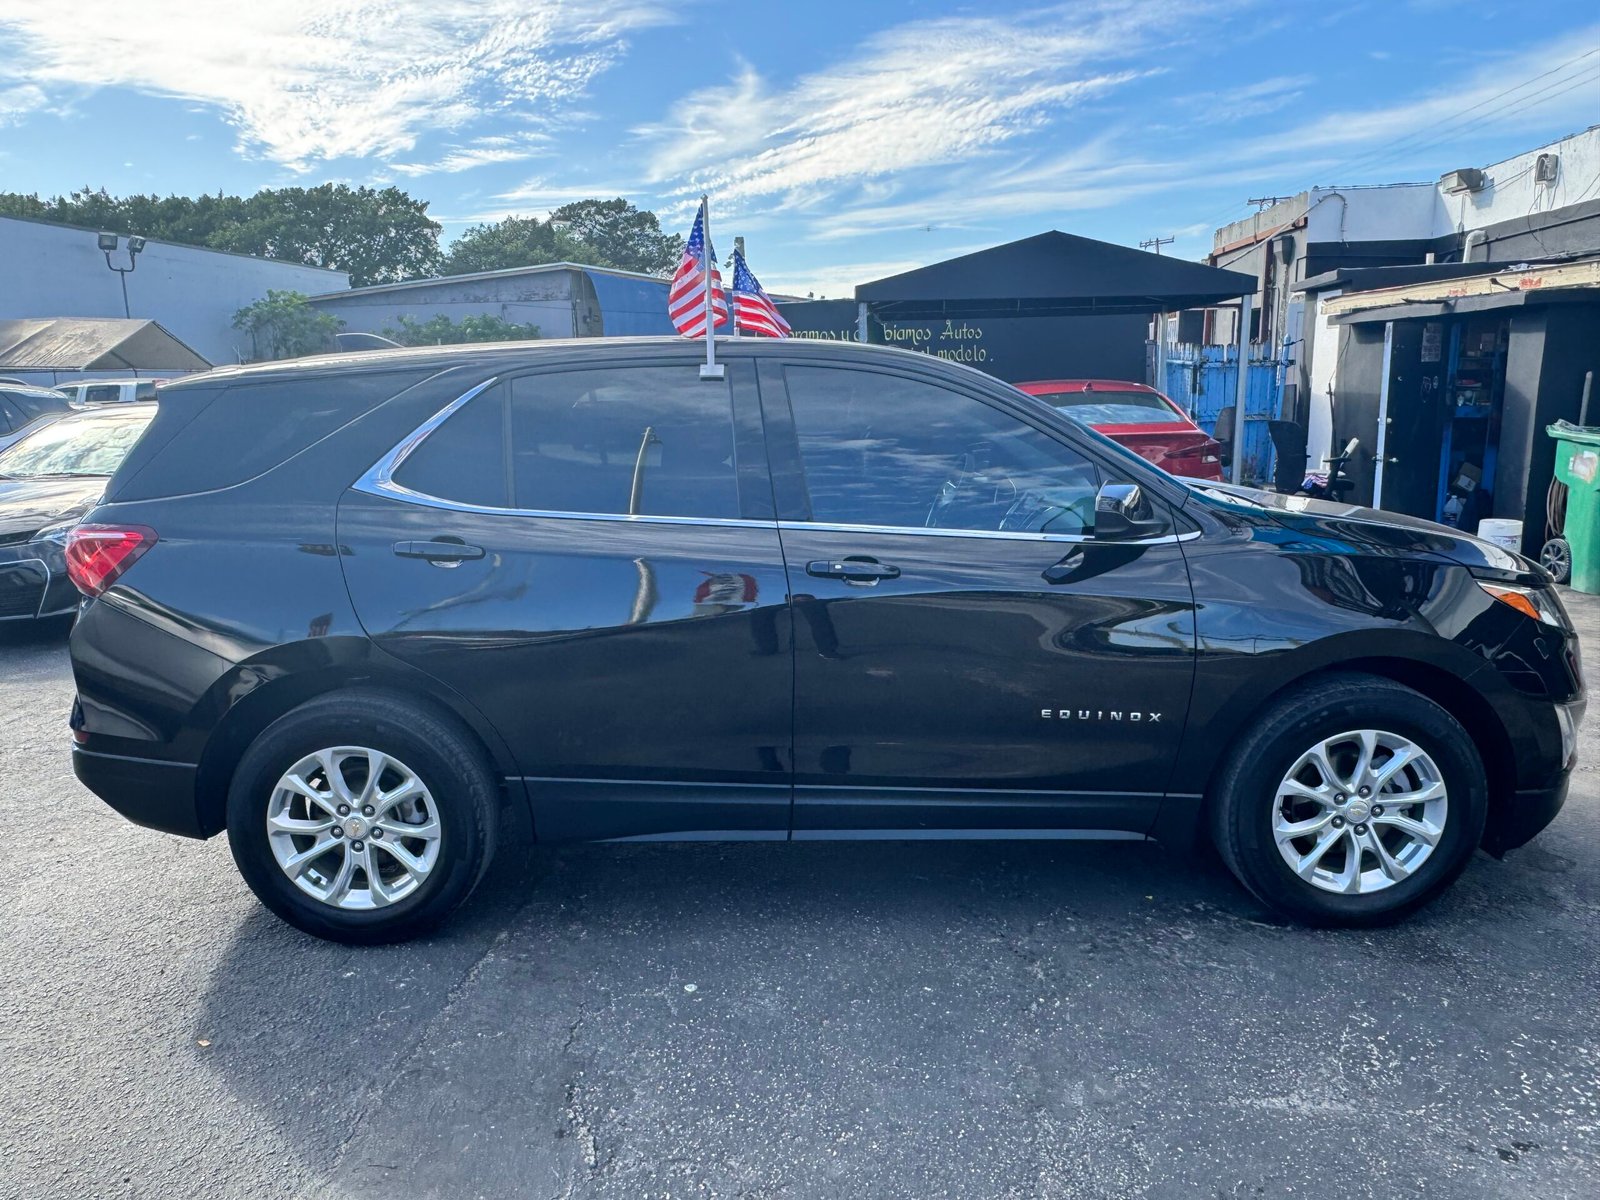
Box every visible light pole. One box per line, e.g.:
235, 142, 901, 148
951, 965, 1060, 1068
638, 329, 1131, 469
98, 232, 146, 318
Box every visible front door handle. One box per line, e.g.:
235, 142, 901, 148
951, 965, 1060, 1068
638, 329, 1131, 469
392, 539, 486, 563
806, 557, 900, 583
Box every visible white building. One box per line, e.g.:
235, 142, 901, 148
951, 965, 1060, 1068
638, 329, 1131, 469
1203, 124, 1600, 465
0, 216, 349, 369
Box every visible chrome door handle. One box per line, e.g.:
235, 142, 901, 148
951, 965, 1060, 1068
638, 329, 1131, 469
806, 558, 900, 582
392, 540, 485, 563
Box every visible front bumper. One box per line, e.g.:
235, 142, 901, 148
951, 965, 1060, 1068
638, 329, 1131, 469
0, 540, 76, 621
1483, 769, 1572, 856
72, 745, 207, 838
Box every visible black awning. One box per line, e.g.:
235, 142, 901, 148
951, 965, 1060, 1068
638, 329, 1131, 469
854, 231, 1255, 318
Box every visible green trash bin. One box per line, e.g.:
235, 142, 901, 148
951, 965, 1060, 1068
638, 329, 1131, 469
1547, 420, 1600, 594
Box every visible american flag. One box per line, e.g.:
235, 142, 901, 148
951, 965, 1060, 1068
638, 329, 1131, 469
730, 250, 791, 338
667, 200, 728, 338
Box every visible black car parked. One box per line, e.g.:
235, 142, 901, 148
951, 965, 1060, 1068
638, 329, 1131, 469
0, 403, 155, 623
0, 381, 75, 454
66, 340, 1583, 942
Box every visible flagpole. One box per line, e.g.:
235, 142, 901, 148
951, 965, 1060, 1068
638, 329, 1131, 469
699, 194, 723, 379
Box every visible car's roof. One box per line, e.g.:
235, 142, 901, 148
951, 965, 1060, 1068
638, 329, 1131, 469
0, 381, 73, 399
63, 377, 156, 387
57, 401, 158, 421
157, 336, 976, 393
1014, 379, 1160, 394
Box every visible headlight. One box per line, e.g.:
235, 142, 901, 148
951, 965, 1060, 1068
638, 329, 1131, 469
1477, 581, 1566, 628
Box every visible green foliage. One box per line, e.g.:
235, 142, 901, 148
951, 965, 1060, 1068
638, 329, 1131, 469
0, 186, 681, 283
443, 197, 682, 276
440, 214, 591, 276
232, 291, 343, 361
382, 313, 541, 346
0, 184, 442, 286
550, 198, 682, 275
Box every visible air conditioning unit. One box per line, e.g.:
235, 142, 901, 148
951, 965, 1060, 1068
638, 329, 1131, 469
1535, 153, 1560, 184
1440, 168, 1487, 194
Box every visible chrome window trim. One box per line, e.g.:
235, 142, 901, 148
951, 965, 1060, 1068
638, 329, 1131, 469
779, 520, 1199, 546
353, 377, 1200, 546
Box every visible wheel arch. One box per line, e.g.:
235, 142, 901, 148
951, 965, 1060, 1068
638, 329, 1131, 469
1157, 654, 1516, 850
190, 645, 523, 837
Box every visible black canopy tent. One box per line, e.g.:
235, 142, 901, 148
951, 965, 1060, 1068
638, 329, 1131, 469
854, 231, 1255, 320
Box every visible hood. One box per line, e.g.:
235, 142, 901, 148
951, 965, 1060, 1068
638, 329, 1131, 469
0, 476, 104, 542
1187, 482, 1538, 579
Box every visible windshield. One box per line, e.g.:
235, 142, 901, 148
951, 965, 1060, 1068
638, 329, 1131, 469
0, 412, 152, 479
1038, 389, 1185, 426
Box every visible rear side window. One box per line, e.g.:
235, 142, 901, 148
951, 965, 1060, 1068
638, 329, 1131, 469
510, 367, 739, 519
394, 366, 741, 520
2, 389, 65, 422
393, 386, 511, 508
83, 385, 122, 405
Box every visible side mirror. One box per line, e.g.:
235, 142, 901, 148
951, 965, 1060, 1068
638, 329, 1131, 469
1094, 482, 1167, 540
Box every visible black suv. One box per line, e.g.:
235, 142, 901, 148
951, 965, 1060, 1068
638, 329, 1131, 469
66, 339, 1583, 942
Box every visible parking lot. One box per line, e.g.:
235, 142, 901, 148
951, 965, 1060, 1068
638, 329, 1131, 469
0, 604, 1594, 1200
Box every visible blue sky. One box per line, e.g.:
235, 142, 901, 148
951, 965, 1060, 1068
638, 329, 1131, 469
1, 0, 1598, 295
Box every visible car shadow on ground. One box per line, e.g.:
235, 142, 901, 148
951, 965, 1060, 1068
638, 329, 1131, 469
0, 614, 72, 648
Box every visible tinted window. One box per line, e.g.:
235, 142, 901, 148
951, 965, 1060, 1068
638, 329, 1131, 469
784, 365, 1099, 535
4, 389, 68, 421
508, 367, 740, 519
115, 368, 435, 501
0, 398, 16, 432
83, 385, 122, 405
393, 386, 511, 508
1040, 389, 1185, 426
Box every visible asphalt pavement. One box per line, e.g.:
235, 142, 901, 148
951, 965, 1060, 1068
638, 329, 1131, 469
0, 600, 1596, 1200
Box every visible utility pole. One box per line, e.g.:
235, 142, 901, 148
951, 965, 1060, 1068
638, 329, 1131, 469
1139, 236, 1174, 255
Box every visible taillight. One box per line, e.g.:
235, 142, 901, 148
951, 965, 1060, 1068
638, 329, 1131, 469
64, 525, 157, 597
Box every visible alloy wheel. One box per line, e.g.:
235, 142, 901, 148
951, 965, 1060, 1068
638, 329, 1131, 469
266, 746, 442, 910
1271, 729, 1448, 895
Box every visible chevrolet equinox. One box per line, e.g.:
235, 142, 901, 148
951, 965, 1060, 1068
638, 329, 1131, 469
66, 339, 1583, 942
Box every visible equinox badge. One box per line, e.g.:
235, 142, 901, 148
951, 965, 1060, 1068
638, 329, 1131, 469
1041, 709, 1163, 723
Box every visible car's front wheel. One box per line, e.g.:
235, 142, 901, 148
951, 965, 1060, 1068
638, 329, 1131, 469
226, 691, 499, 943
1210, 673, 1487, 926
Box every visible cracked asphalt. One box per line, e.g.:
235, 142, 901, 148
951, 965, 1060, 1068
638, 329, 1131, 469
1, 597, 1597, 1200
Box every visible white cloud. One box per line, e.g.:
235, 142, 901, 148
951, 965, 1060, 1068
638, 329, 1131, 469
0, 81, 45, 125
0, 1, 673, 170
638, 2, 1190, 211
391, 133, 554, 176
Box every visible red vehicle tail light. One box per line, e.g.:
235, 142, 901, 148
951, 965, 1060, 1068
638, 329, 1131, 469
64, 525, 157, 597
1162, 438, 1224, 463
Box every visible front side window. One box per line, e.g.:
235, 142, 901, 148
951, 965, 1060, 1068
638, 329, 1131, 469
391, 367, 742, 521
783, 365, 1100, 535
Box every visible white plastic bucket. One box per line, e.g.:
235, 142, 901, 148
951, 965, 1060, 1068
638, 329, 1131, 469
1477, 518, 1523, 552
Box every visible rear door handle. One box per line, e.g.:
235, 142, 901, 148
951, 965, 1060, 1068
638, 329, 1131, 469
392, 540, 485, 563
806, 557, 900, 582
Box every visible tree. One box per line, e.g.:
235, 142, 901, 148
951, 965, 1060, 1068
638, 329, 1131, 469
213, 185, 444, 285
233, 291, 343, 361
550, 198, 682, 275
382, 313, 541, 346
439, 199, 682, 277
440, 215, 592, 276
0, 184, 443, 286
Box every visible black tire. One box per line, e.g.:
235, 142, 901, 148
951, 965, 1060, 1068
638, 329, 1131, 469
1540, 537, 1571, 584
1209, 673, 1487, 927
226, 690, 499, 943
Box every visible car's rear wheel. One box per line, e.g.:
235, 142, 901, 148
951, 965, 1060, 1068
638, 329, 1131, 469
226, 692, 498, 943
1210, 674, 1487, 926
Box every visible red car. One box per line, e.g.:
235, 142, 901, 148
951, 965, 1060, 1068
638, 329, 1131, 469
1016, 379, 1224, 481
